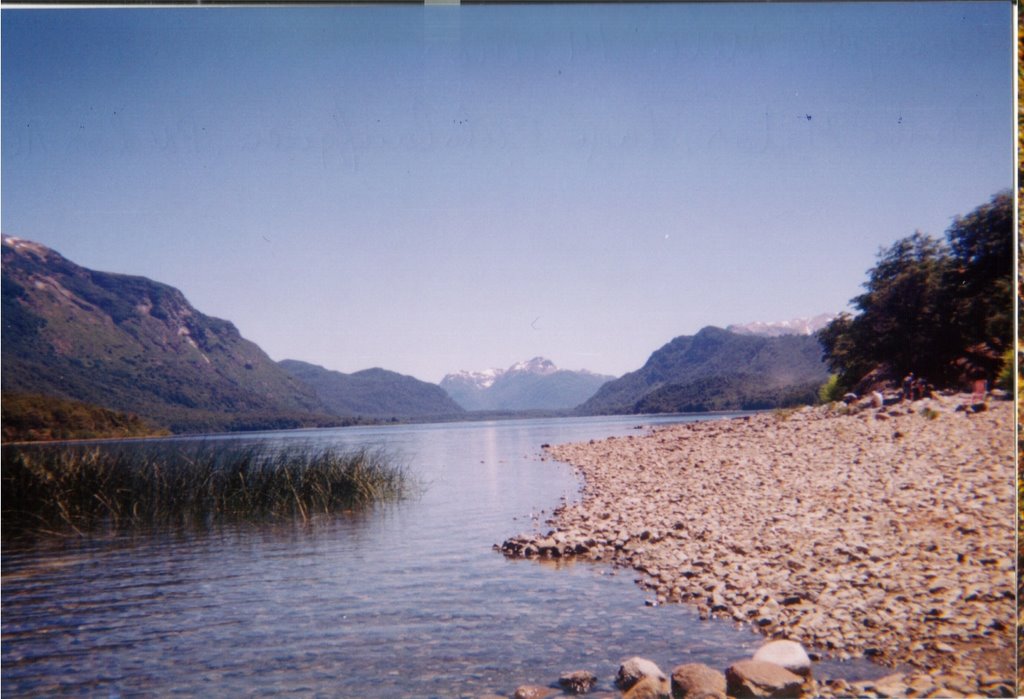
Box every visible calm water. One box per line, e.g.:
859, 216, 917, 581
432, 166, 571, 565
2, 414, 887, 697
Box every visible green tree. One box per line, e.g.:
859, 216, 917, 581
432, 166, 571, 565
819, 192, 1013, 390
817, 312, 871, 391
944, 190, 1013, 356
821, 232, 950, 387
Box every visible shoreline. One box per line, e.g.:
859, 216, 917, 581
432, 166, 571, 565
502, 395, 1014, 696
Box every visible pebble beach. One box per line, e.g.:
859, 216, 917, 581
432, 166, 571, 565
501, 395, 1015, 697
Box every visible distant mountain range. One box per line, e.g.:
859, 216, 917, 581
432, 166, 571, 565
577, 326, 829, 414
279, 360, 463, 419
1, 235, 835, 436
726, 313, 834, 337
441, 357, 613, 411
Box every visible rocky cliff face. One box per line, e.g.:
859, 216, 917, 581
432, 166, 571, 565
1, 235, 336, 432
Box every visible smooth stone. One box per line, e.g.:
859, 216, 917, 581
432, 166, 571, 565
725, 660, 804, 699
751, 640, 813, 678
513, 684, 559, 699
871, 673, 910, 697
670, 663, 727, 698
616, 656, 668, 691
622, 675, 671, 699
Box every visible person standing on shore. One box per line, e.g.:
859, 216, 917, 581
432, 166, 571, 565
901, 373, 915, 401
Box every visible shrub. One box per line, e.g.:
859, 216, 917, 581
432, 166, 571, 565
817, 374, 845, 404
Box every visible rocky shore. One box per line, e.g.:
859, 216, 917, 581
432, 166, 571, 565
499, 394, 1014, 697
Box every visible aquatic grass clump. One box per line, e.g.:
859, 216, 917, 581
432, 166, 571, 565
1, 442, 413, 536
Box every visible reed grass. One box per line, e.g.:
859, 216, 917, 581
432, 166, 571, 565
2, 441, 413, 536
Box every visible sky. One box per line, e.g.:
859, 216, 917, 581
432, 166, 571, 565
1, 4, 1013, 383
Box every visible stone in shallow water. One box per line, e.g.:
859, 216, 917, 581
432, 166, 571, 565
558, 669, 598, 695
616, 656, 668, 691
512, 684, 559, 699
725, 660, 804, 699
671, 663, 727, 699
751, 640, 812, 678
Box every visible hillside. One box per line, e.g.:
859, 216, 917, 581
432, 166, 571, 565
441, 357, 613, 411
1, 236, 345, 433
1, 393, 170, 442
278, 360, 464, 419
577, 326, 828, 414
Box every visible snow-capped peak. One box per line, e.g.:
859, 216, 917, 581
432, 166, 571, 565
445, 367, 504, 389
726, 313, 835, 337
441, 357, 560, 389
507, 357, 557, 375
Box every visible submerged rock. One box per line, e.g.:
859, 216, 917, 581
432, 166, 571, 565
558, 669, 597, 695
512, 684, 559, 699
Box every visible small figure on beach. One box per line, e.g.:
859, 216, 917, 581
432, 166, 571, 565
912, 377, 930, 401
901, 373, 914, 401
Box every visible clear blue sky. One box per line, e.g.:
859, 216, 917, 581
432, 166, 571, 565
2, 4, 1012, 383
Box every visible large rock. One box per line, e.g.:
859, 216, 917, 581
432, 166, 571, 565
623, 675, 671, 699
616, 657, 669, 691
558, 670, 598, 695
671, 663, 727, 698
725, 660, 804, 699
751, 640, 812, 678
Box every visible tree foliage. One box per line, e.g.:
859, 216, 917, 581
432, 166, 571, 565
944, 191, 1014, 352
819, 191, 1012, 391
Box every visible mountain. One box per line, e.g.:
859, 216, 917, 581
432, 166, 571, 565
577, 326, 829, 415
1, 235, 343, 433
279, 360, 464, 419
726, 313, 835, 338
441, 357, 613, 411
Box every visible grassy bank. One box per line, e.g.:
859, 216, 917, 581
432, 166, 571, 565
2, 441, 413, 536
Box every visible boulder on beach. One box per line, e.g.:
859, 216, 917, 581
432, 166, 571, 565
623, 674, 672, 699
670, 663, 727, 698
616, 657, 669, 692
751, 640, 812, 678
725, 659, 804, 699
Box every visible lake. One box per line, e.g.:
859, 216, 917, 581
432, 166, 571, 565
2, 414, 887, 697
